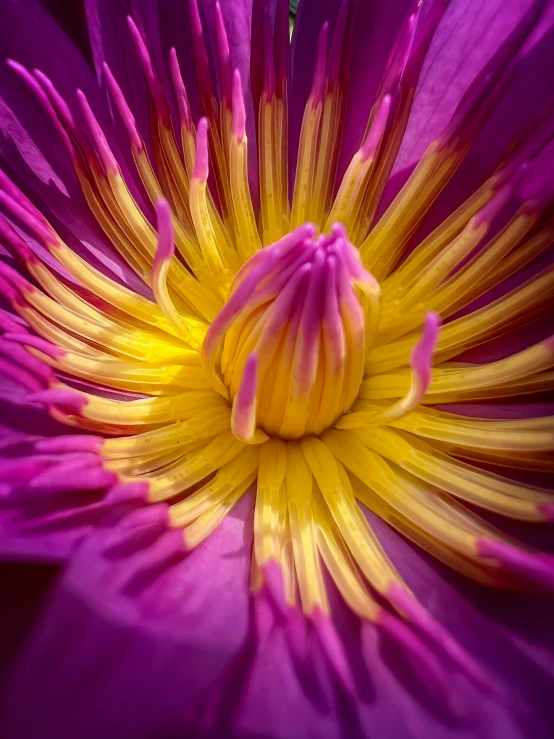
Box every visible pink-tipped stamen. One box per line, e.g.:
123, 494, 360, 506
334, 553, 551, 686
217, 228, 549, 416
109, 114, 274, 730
77, 89, 119, 175
6, 60, 76, 161
127, 16, 168, 122
169, 48, 194, 132
410, 311, 441, 397
310, 23, 329, 108
327, 0, 349, 87
187, 0, 218, 116
192, 118, 210, 182
262, 6, 276, 100
231, 353, 268, 444
214, 2, 232, 105
102, 62, 142, 150
274, 0, 290, 88
153, 199, 175, 272
360, 94, 392, 162
232, 70, 247, 143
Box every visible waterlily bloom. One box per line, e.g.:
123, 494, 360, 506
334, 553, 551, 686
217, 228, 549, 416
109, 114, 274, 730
1, 0, 554, 736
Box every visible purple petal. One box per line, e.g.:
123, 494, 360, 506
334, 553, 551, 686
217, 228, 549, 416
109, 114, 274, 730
0, 485, 545, 738
0, 376, 120, 563
0, 0, 148, 293
38, 0, 93, 63
85, 0, 153, 147
196, 0, 254, 100
389, 0, 554, 212
337, 0, 413, 180
86, 0, 254, 131
0, 561, 57, 690
289, 0, 343, 177
364, 509, 554, 738
0, 494, 254, 738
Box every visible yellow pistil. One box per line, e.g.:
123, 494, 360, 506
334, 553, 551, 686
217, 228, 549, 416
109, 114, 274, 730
201, 225, 377, 441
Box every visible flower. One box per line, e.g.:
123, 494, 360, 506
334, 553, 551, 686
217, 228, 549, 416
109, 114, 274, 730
0, 0, 554, 736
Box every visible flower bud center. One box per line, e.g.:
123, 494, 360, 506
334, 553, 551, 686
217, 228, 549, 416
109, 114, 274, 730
202, 224, 379, 441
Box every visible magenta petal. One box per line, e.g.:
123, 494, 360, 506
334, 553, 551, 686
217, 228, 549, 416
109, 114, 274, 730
0, 377, 119, 564
0, 492, 546, 739
0, 494, 254, 738
391, 0, 554, 211
196, 0, 254, 101
336, 0, 413, 180
0, 0, 148, 293
289, 0, 344, 170
364, 509, 554, 737
38, 0, 92, 62
0, 561, 57, 691
85, 0, 152, 148
86, 0, 254, 133
397, 0, 549, 168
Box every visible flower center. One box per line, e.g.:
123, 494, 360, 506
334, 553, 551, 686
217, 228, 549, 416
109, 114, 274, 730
201, 223, 380, 442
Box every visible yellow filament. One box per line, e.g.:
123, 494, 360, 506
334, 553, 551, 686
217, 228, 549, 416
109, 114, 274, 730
23, 288, 192, 364
154, 121, 195, 227
381, 179, 498, 301
285, 442, 328, 613
105, 442, 206, 476
290, 99, 323, 228
143, 430, 245, 500
310, 86, 343, 228
313, 491, 380, 621
207, 125, 235, 233
362, 338, 554, 404
132, 145, 207, 276
419, 211, 536, 305
73, 388, 226, 426
105, 170, 212, 312
360, 145, 459, 277
189, 176, 235, 290
354, 482, 499, 585
28, 262, 118, 324
357, 427, 551, 520
254, 439, 288, 565
367, 270, 554, 375
378, 212, 544, 344
180, 126, 196, 178
73, 166, 152, 282
259, 96, 282, 245
49, 243, 176, 334
274, 90, 289, 236
391, 407, 554, 452
324, 430, 484, 557
399, 220, 489, 308
103, 406, 232, 458
19, 307, 112, 357
325, 148, 379, 236
29, 347, 208, 395
301, 436, 403, 593
335, 374, 426, 431
151, 255, 205, 349
183, 473, 256, 548
229, 134, 261, 260
170, 451, 259, 527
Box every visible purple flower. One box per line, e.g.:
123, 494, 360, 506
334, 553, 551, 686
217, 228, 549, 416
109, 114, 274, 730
1, 0, 554, 736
